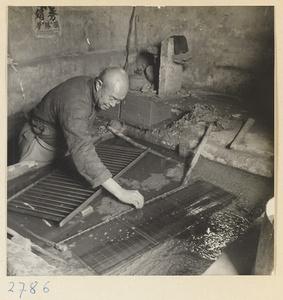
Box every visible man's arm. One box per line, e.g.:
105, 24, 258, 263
102, 177, 144, 209
61, 95, 144, 209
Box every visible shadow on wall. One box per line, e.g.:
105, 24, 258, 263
244, 61, 274, 131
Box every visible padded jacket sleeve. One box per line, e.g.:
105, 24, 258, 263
60, 96, 112, 188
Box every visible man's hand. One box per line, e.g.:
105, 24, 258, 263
102, 177, 144, 209
117, 189, 144, 209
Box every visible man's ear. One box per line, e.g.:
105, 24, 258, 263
95, 78, 103, 91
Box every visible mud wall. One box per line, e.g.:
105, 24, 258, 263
8, 6, 132, 117
8, 6, 274, 119
131, 6, 274, 96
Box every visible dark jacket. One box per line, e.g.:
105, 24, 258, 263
30, 76, 112, 188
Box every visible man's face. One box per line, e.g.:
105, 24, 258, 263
97, 83, 126, 110
97, 90, 121, 110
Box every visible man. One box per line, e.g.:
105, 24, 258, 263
18, 67, 144, 209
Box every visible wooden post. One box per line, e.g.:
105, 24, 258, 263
229, 118, 255, 150
182, 123, 213, 186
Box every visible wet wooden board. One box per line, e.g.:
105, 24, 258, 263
66, 180, 237, 274
69, 219, 158, 274
121, 180, 237, 242
7, 144, 181, 243
8, 144, 145, 225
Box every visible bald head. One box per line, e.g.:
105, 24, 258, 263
99, 67, 129, 99
95, 67, 129, 110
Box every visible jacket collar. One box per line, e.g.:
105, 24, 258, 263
88, 77, 98, 106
